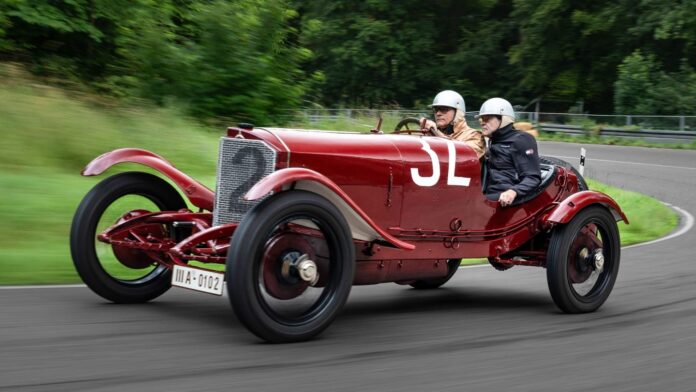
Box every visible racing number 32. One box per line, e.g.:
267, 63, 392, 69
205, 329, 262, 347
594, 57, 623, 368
410, 139, 471, 187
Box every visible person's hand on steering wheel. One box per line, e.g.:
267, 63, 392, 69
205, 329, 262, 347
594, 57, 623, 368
419, 117, 438, 135
419, 118, 446, 137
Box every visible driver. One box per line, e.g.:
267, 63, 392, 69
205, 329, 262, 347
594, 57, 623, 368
477, 97, 541, 207
420, 90, 485, 159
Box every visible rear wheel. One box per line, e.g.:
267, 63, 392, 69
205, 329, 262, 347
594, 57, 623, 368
409, 259, 460, 289
227, 191, 355, 343
546, 206, 620, 313
70, 172, 186, 303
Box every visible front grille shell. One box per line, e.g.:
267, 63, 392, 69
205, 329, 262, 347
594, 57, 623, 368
212, 137, 277, 226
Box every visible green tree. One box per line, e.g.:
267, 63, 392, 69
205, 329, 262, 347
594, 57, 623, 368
615, 50, 696, 115
612, 0, 696, 115
1, 0, 130, 80
2, 0, 695, 116
632, 0, 696, 67
613, 50, 660, 114
0, 2, 13, 51
117, 0, 310, 122
1, 0, 311, 123
508, 0, 640, 112
298, 0, 442, 107
440, 1, 518, 109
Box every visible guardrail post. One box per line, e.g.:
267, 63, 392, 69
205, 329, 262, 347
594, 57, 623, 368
679, 116, 685, 131
626, 115, 632, 126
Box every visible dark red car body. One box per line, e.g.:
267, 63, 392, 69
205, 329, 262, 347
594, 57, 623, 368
72, 124, 627, 342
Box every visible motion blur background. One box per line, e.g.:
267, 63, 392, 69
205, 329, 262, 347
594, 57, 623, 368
1, 0, 695, 123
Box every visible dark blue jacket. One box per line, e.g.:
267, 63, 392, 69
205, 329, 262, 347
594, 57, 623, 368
484, 124, 541, 199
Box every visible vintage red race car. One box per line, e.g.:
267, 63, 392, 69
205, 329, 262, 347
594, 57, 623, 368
70, 121, 627, 342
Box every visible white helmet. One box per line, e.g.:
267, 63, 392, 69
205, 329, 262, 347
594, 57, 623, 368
430, 90, 465, 112
477, 97, 515, 120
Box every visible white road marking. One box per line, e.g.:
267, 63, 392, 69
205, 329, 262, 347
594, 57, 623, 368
552, 155, 696, 171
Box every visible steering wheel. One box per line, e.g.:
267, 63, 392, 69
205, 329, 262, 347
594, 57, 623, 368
393, 117, 435, 135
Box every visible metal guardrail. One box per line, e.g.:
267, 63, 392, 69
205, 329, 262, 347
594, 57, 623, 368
539, 123, 585, 135
540, 123, 696, 143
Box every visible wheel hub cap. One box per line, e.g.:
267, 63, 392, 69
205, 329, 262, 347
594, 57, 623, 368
593, 249, 605, 271
295, 254, 319, 286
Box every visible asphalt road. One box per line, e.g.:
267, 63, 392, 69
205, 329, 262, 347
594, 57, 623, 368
2, 142, 696, 392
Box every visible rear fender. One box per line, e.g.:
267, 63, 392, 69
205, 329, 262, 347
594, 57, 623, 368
82, 148, 214, 211
545, 190, 629, 225
245, 168, 415, 250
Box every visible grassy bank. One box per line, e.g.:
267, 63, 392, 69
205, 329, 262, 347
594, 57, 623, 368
0, 67, 680, 284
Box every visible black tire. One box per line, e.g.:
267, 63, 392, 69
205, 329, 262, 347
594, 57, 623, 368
409, 259, 460, 289
226, 190, 355, 343
539, 155, 588, 191
488, 258, 513, 271
546, 206, 620, 313
70, 172, 186, 303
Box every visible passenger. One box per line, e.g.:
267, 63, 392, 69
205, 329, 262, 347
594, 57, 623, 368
477, 97, 541, 207
420, 90, 485, 159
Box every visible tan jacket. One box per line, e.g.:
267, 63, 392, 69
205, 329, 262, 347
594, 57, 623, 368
434, 121, 486, 159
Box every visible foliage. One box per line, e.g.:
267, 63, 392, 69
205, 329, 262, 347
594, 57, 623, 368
614, 50, 696, 115
298, 0, 442, 107
116, 0, 311, 122
1, 0, 310, 123
2, 0, 696, 118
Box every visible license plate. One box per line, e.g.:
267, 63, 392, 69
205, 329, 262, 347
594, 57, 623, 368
171, 265, 225, 296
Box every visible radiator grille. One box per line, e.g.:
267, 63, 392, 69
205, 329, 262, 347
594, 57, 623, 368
213, 137, 277, 226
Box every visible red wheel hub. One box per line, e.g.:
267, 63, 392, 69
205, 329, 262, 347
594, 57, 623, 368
567, 224, 602, 283
262, 233, 317, 300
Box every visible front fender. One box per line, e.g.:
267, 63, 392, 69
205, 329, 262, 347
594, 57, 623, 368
245, 168, 415, 250
82, 148, 214, 211
545, 190, 629, 225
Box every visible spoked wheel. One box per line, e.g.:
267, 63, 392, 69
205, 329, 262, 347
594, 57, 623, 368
394, 117, 433, 135
70, 172, 186, 303
227, 190, 355, 343
409, 259, 461, 289
546, 206, 620, 313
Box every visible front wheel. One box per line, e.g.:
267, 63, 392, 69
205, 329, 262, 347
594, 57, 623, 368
70, 172, 187, 303
546, 206, 620, 313
226, 191, 355, 343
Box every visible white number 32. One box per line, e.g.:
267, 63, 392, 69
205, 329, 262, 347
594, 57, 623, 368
410, 139, 471, 187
